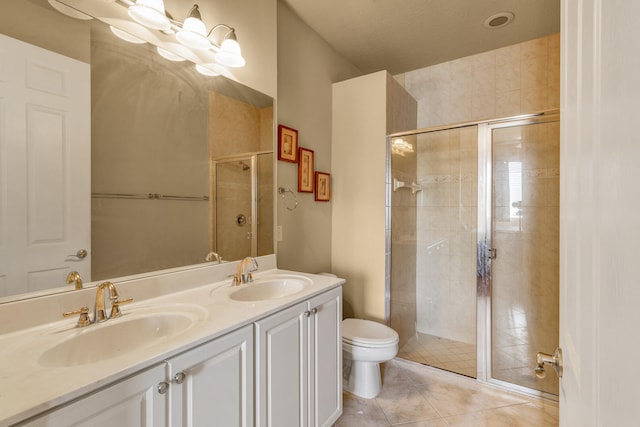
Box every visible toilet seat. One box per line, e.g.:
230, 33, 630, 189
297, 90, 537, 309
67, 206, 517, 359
342, 318, 399, 348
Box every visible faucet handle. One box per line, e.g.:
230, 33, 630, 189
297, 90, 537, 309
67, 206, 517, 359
110, 298, 133, 319
63, 306, 91, 327
229, 273, 241, 286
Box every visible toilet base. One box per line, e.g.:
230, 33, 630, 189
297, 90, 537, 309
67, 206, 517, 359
344, 360, 382, 399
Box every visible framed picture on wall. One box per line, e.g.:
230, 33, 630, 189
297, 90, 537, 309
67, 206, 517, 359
298, 147, 314, 193
315, 172, 331, 202
277, 125, 298, 163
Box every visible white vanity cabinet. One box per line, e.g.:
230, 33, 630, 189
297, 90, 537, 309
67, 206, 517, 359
166, 324, 253, 427
255, 287, 342, 427
10, 284, 342, 427
18, 325, 253, 427
18, 364, 167, 427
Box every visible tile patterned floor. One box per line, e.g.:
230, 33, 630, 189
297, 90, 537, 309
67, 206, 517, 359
334, 358, 559, 426
397, 332, 477, 378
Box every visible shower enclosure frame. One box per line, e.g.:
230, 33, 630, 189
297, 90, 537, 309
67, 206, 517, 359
386, 109, 560, 400
213, 151, 272, 258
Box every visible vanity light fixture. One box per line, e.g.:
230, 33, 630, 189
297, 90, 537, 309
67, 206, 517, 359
128, 0, 171, 31
110, 26, 147, 44
212, 26, 246, 68
54, 0, 247, 73
176, 5, 212, 50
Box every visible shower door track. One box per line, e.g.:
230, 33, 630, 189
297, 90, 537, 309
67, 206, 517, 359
386, 108, 560, 401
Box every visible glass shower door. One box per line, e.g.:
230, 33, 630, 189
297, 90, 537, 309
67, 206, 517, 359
214, 158, 254, 261
489, 119, 560, 395
392, 126, 478, 378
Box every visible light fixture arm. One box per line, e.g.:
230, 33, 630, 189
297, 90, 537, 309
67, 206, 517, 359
206, 23, 237, 46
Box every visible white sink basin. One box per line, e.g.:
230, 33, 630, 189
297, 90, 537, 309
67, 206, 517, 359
39, 305, 206, 367
229, 274, 313, 302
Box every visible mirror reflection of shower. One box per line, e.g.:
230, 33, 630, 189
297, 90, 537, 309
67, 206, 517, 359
213, 153, 273, 262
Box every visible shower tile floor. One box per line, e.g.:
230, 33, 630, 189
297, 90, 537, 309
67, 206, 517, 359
397, 332, 477, 378
333, 358, 559, 426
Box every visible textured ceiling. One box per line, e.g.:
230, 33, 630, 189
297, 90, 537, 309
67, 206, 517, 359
281, 0, 560, 75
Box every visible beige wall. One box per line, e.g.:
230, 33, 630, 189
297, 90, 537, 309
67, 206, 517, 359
398, 33, 560, 128
0, 0, 90, 62
276, 1, 361, 274
332, 72, 416, 322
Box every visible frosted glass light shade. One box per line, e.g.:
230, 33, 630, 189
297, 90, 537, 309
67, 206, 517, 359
128, 0, 170, 31
176, 17, 211, 50
110, 26, 146, 44
157, 47, 186, 62
215, 38, 245, 68
195, 64, 220, 76
48, 0, 92, 20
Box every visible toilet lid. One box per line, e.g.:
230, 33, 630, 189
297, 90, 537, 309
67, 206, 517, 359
342, 318, 399, 347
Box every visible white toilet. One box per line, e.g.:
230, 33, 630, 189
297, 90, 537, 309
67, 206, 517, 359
342, 318, 399, 399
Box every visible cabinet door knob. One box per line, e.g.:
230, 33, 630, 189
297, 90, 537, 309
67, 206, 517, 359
157, 381, 169, 394
173, 372, 186, 384
304, 310, 311, 317
310, 307, 318, 314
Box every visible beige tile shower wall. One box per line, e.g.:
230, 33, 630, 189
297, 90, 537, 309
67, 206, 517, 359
401, 34, 560, 128
415, 127, 478, 344
209, 92, 268, 159
210, 94, 273, 259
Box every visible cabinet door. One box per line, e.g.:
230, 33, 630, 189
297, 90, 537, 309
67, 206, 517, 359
168, 324, 253, 427
308, 287, 342, 427
255, 301, 309, 427
19, 365, 166, 427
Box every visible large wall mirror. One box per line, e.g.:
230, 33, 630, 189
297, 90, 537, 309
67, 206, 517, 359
0, 0, 275, 302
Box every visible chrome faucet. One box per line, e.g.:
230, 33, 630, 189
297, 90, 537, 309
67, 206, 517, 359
232, 257, 258, 285
65, 271, 83, 290
94, 281, 132, 323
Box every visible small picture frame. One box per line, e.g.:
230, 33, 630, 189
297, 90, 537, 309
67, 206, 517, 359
298, 147, 314, 193
278, 125, 298, 163
315, 172, 331, 201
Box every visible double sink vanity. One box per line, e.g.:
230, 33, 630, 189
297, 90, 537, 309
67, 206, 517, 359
0, 255, 343, 426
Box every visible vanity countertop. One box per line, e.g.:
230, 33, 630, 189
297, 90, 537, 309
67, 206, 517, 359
0, 266, 344, 426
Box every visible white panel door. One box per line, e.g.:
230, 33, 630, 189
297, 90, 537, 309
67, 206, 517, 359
0, 34, 90, 297
19, 364, 166, 427
168, 324, 253, 427
255, 301, 308, 427
560, 1, 640, 425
